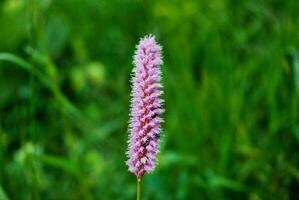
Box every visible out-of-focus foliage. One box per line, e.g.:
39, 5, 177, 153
0, 0, 299, 199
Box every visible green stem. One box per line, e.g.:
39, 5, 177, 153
136, 177, 141, 200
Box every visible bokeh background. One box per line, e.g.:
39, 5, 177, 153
0, 0, 299, 199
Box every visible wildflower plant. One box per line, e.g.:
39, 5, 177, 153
126, 35, 164, 200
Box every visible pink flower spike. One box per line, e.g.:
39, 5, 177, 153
126, 35, 164, 179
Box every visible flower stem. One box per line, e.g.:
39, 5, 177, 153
137, 177, 141, 200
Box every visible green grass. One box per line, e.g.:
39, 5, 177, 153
0, 0, 299, 199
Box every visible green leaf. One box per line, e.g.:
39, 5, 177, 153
41, 154, 81, 179
0, 53, 83, 119
0, 185, 9, 200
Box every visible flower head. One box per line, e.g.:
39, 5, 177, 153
126, 35, 164, 179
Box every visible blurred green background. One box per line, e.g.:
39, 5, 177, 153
0, 0, 299, 199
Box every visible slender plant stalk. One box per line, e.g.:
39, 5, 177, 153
137, 178, 141, 200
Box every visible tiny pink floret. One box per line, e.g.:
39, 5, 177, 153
126, 35, 164, 178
